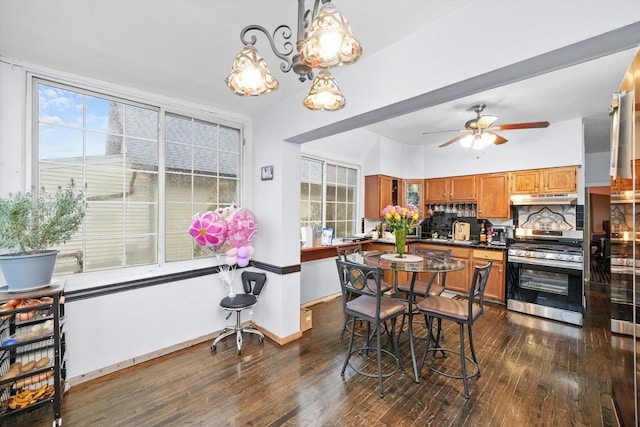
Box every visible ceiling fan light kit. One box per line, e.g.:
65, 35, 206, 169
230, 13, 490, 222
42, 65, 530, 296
435, 104, 550, 149
226, 0, 362, 111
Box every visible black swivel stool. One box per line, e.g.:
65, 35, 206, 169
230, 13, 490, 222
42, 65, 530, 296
211, 271, 267, 355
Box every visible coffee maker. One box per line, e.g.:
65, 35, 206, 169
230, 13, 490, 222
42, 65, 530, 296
491, 226, 507, 246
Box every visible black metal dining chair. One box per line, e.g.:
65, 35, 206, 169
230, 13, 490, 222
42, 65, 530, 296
416, 261, 493, 399
336, 245, 393, 339
396, 247, 452, 298
335, 258, 406, 398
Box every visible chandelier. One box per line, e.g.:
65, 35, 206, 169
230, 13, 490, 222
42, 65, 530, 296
225, 0, 362, 111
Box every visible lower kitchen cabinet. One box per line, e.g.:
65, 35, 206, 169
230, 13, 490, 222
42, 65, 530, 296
472, 249, 505, 303
410, 244, 471, 294
0, 284, 65, 426
363, 242, 505, 303
443, 247, 472, 294
364, 243, 410, 286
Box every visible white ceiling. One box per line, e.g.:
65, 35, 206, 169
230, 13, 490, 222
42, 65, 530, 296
0, 0, 638, 154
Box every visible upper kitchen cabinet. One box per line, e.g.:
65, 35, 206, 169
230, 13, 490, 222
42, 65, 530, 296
477, 173, 510, 219
404, 180, 424, 212
509, 166, 578, 195
364, 175, 400, 218
611, 160, 640, 192
424, 175, 476, 203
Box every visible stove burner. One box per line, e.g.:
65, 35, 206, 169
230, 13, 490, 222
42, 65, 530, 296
508, 238, 584, 268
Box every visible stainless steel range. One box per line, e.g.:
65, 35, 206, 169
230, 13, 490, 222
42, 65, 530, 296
507, 229, 584, 326
609, 238, 640, 336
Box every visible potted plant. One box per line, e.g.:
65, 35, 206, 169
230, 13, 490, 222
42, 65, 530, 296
0, 186, 85, 291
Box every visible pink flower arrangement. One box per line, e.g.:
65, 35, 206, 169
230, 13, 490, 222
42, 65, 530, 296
381, 204, 419, 232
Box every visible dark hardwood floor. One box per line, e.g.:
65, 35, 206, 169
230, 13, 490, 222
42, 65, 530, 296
6, 279, 614, 427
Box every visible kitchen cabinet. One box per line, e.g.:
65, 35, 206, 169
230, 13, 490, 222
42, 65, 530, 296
403, 180, 424, 211
477, 173, 510, 219
364, 175, 400, 218
472, 249, 505, 303
509, 166, 578, 195
611, 160, 640, 191
442, 246, 472, 294
365, 242, 410, 286
409, 244, 470, 295
0, 284, 65, 426
424, 175, 476, 203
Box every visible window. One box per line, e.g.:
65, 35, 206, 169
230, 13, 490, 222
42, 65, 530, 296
35, 79, 241, 273
300, 157, 358, 240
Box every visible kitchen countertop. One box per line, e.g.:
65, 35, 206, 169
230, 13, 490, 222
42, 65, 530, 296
300, 237, 508, 263
374, 238, 508, 251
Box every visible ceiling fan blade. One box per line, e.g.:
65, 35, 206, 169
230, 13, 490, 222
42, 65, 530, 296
490, 121, 550, 131
438, 133, 468, 147
475, 115, 497, 129
491, 132, 508, 145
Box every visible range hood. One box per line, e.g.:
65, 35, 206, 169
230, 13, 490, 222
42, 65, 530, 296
510, 194, 578, 205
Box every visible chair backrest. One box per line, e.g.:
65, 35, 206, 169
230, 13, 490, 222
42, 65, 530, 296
335, 258, 384, 315
336, 244, 364, 260
467, 261, 493, 318
412, 246, 452, 287
241, 271, 267, 296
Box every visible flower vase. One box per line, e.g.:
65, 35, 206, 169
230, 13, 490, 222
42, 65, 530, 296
395, 229, 407, 258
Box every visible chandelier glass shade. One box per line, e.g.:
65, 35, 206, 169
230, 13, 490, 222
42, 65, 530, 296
303, 70, 345, 111
226, 45, 279, 96
226, 0, 360, 111
299, 2, 362, 69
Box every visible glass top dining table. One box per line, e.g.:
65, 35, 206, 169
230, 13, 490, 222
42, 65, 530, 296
345, 250, 466, 274
345, 249, 467, 383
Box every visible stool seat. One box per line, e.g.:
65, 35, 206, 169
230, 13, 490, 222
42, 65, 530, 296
220, 294, 257, 310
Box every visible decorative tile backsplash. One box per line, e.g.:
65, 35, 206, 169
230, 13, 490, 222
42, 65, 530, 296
514, 205, 578, 231
610, 204, 639, 233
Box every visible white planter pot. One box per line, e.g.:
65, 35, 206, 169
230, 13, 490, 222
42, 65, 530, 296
0, 250, 59, 291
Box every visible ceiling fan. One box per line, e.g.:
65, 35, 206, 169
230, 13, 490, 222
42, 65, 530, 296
427, 104, 550, 149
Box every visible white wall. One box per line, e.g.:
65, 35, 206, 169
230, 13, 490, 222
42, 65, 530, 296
300, 258, 340, 304
586, 151, 612, 187
0, 62, 27, 195
419, 118, 584, 178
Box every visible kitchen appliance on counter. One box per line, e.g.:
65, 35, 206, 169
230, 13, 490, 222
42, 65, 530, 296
507, 229, 584, 326
491, 226, 508, 246
453, 221, 470, 241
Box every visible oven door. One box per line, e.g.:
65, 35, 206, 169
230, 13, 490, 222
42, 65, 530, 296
610, 264, 640, 336
507, 261, 584, 326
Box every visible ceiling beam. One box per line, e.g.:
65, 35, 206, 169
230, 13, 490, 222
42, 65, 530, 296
286, 21, 640, 144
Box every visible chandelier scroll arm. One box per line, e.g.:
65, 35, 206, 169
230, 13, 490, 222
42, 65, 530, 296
240, 24, 295, 74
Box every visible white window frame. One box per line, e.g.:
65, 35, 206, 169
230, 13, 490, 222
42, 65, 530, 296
300, 153, 361, 240
29, 74, 245, 285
